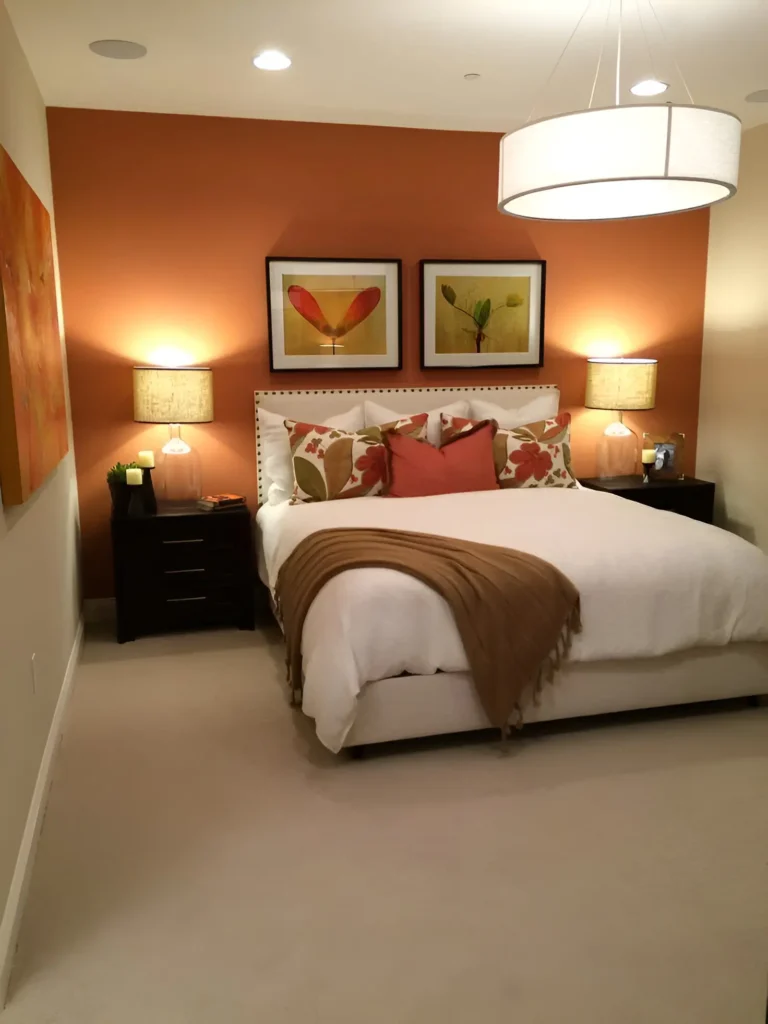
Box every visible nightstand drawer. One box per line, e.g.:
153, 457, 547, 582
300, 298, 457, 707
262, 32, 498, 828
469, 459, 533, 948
664, 488, 714, 523
143, 511, 249, 542
140, 585, 251, 635
157, 538, 244, 574
157, 572, 246, 599
634, 487, 713, 521
158, 537, 209, 571
153, 516, 211, 542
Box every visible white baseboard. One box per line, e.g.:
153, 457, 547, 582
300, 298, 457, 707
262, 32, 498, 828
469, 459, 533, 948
0, 618, 84, 1007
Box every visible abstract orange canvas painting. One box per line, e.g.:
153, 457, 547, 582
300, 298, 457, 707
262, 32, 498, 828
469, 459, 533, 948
0, 145, 68, 505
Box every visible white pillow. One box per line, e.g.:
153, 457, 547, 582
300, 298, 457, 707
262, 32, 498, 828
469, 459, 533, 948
258, 405, 364, 505
470, 392, 559, 429
364, 398, 469, 446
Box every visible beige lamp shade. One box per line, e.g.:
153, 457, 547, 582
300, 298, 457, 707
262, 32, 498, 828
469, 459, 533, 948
585, 358, 657, 412
133, 367, 214, 423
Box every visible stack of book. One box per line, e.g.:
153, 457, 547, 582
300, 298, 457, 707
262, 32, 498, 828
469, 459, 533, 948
196, 493, 246, 512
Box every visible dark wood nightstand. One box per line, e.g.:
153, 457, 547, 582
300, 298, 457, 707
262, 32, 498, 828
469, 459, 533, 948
579, 476, 715, 524
112, 505, 256, 643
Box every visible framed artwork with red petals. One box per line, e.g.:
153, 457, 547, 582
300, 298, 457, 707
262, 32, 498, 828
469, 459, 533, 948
266, 257, 402, 371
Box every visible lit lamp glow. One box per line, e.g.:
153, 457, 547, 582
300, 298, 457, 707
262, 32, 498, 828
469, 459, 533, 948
133, 366, 213, 504
585, 357, 657, 478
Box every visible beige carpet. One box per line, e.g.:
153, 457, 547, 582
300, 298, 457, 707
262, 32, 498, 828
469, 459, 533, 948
2, 623, 768, 1024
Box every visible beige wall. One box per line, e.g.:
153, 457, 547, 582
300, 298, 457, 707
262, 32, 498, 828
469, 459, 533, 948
0, 0, 80, 955
697, 124, 768, 548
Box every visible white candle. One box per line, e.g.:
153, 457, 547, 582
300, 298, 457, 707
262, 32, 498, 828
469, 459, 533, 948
126, 467, 143, 486
641, 448, 656, 465
137, 450, 155, 469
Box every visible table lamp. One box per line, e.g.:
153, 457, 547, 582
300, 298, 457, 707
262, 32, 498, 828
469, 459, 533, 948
133, 366, 213, 504
585, 357, 657, 478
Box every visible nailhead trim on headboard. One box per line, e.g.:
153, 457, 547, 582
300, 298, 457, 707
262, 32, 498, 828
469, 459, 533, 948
253, 385, 559, 503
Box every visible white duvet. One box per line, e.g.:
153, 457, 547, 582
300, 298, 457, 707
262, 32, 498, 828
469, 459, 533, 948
258, 489, 768, 751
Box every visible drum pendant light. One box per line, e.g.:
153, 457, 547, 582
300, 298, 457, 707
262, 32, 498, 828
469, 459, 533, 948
498, 0, 742, 221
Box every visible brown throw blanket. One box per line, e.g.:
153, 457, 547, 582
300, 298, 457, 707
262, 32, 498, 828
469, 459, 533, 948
275, 527, 581, 731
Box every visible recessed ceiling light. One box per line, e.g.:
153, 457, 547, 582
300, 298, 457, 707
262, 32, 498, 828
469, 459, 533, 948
464, 73, 481, 81
89, 39, 147, 60
630, 79, 669, 97
745, 89, 768, 103
253, 49, 291, 71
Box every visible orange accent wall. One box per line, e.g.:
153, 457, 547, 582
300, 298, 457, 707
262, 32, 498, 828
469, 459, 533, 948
46, 108, 710, 598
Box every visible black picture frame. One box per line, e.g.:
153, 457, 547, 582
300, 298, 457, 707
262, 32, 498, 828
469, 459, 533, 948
420, 259, 546, 369
266, 257, 402, 372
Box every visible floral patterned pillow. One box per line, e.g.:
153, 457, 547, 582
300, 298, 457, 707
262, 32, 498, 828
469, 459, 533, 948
286, 414, 428, 503
441, 412, 577, 489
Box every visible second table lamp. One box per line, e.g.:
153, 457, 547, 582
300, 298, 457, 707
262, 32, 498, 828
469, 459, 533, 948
585, 357, 657, 478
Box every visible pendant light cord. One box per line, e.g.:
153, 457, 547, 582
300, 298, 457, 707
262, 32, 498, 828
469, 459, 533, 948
525, 0, 594, 124
636, 0, 657, 79
588, 0, 613, 108
523, 0, 694, 126
647, 0, 695, 103
615, 0, 623, 105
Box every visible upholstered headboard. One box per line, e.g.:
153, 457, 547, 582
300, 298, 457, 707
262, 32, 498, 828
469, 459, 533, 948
254, 384, 559, 504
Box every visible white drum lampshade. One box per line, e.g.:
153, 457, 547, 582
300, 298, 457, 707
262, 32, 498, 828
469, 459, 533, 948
133, 367, 213, 504
499, 105, 741, 221
585, 357, 657, 479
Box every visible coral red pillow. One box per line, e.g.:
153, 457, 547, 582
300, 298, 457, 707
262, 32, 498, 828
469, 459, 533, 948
387, 422, 499, 498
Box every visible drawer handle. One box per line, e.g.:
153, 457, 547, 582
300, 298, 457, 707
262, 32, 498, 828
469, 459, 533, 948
166, 596, 207, 603
164, 568, 205, 575
163, 538, 204, 545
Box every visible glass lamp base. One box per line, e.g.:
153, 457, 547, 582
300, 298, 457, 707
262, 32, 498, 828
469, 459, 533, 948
596, 418, 639, 478
157, 425, 202, 504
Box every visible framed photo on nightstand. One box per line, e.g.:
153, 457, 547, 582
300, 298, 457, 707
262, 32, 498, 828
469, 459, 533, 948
643, 432, 685, 480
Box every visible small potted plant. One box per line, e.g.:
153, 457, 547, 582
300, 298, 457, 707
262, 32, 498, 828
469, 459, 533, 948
107, 462, 140, 518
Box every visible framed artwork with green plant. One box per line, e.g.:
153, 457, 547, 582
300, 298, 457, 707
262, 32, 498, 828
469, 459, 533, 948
420, 260, 545, 369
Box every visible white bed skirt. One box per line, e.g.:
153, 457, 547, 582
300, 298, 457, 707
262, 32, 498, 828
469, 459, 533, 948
343, 643, 768, 747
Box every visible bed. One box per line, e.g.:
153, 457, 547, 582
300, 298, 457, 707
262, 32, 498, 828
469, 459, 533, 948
255, 386, 768, 752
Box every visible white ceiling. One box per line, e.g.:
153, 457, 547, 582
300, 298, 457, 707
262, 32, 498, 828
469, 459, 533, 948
7, 0, 768, 133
